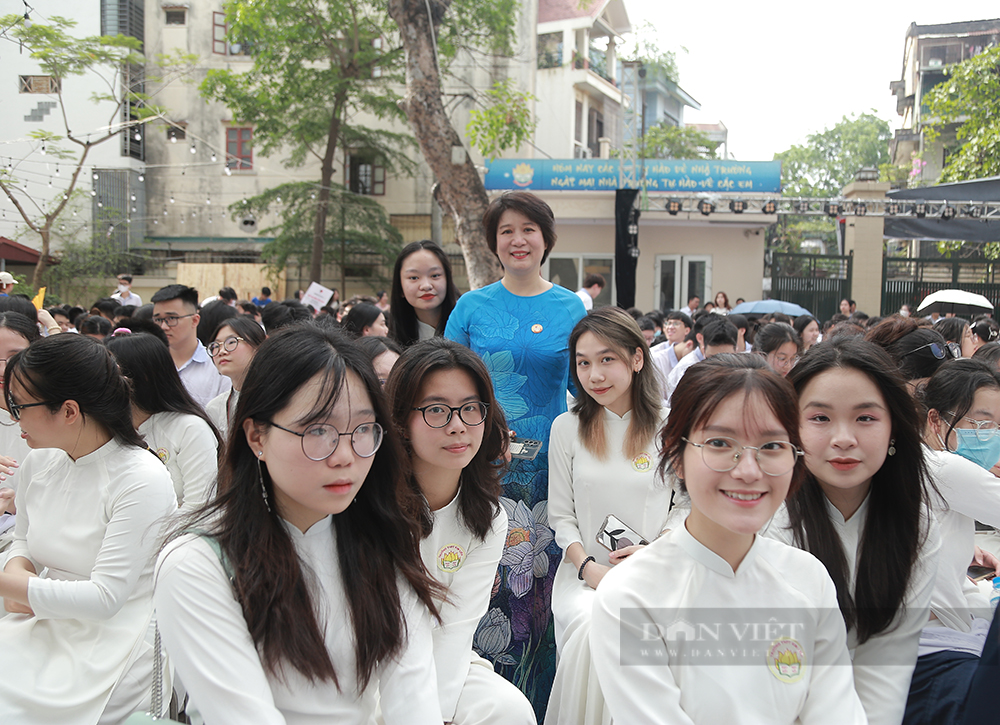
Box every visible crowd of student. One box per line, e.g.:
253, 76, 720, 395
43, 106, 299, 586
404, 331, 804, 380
0, 189, 999, 725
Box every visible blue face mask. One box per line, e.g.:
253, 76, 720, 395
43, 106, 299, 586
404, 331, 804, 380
953, 428, 1000, 470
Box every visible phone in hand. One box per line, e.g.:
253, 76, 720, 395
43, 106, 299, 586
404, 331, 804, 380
596, 514, 648, 552
968, 565, 996, 582
509, 435, 542, 460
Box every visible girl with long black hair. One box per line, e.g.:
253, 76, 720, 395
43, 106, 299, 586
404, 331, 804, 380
154, 325, 444, 723
768, 337, 941, 725
389, 240, 461, 346
106, 332, 222, 512
0, 334, 175, 722
386, 337, 535, 724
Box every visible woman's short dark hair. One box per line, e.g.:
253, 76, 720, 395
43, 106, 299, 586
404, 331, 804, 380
197, 300, 239, 346
388, 241, 461, 346
935, 317, 969, 346
340, 303, 384, 339
5, 334, 145, 449
260, 300, 310, 334
386, 338, 508, 541
0, 311, 40, 344
973, 341, 1000, 369
785, 337, 933, 644
482, 191, 557, 264
167, 325, 441, 689
78, 315, 112, 338
105, 333, 222, 447
0, 295, 38, 324
866, 316, 949, 381
210, 314, 267, 350
659, 354, 803, 498
754, 322, 802, 355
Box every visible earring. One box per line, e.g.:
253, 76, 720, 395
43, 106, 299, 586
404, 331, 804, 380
888, 438, 896, 456
256, 453, 272, 513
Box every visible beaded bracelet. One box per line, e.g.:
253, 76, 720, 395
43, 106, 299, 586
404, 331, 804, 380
578, 555, 596, 581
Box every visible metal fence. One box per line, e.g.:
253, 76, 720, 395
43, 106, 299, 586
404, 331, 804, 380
771, 252, 852, 322
882, 257, 1000, 316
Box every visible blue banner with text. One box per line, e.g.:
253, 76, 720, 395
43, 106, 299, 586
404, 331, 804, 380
484, 159, 782, 193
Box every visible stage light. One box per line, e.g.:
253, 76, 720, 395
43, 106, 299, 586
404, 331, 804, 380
796, 200, 811, 214
762, 200, 777, 214
965, 204, 984, 219
854, 203, 867, 216
885, 201, 901, 216
666, 199, 682, 215
825, 202, 840, 217
697, 200, 714, 216
729, 200, 745, 213
941, 205, 956, 220
913, 203, 927, 218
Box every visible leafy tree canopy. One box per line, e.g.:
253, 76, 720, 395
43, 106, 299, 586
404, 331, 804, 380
774, 112, 890, 197
924, 46, 1000, 183
634, 123, 717, 160
466, 80, 536, 160
620, 21, 680, 83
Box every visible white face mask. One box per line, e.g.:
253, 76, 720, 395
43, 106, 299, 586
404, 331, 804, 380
117, 284, 129, 294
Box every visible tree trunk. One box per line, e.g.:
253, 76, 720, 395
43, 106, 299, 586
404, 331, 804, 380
32, 228, 50, 287
311, 92, 349, 285
387, 0, 503, 290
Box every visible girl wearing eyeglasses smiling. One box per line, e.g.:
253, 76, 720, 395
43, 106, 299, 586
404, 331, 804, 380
205, 316, 267, 437
768, 337, 941, 725
384, 337, 535, 725
591, 354, 865, 725
154, 325, 444, 724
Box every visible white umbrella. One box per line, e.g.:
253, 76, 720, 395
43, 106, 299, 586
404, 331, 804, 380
917, 289, 994, 317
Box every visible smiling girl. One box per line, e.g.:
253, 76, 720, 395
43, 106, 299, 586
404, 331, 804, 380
386, 338, 535, 725
389, 241, 461, 346
544, 308, 671, 725
591, 354, 865, 724
768, 337, 941, 725
154, 325, 444, 724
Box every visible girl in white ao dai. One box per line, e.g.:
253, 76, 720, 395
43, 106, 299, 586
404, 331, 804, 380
545, 307, 671, 725
592, 354, 866, 725
386, 337, 535, 725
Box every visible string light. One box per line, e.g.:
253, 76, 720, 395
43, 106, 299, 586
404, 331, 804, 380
138, 173, 144, 182
169, 195, 175, 203
189, 143, 196, 155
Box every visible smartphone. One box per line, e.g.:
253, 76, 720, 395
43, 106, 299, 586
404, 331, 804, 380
968, 565, 996, 582
596, 514, 648, 552
509, 436, 542, 460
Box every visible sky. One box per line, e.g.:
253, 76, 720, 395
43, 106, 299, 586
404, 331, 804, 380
623, 0, 996, 161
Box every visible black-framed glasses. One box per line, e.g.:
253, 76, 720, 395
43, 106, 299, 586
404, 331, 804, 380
265, 420, 383, 460
413, 401, 488, 428
207, 336, 245, 357
152, 313, 196, 328
905, 341, 961, 360
682, 436, 802, 476
8, 399, 57, 421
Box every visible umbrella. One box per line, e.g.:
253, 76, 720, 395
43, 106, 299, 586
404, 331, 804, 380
731, 300, 813, 317
917, 289, 994, 317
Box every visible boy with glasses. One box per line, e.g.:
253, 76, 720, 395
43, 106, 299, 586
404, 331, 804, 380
151, 284, 230, 408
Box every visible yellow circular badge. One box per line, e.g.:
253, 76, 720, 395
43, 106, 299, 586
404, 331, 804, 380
437, 543, 465, 573
155, 447, 169, 463
531, 324, 543, 334
767, 638, 806, 684
632, 452, 652, 472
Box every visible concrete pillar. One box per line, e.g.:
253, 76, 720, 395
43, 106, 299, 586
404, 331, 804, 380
841, 180, 890, 316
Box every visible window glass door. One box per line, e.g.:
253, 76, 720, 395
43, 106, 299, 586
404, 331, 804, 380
655, 254, 712, 312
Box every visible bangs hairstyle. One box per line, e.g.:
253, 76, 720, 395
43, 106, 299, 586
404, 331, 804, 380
211, 314, 267, 349
569, 307, 661, 460
0, 311, 40, 344
5, 334, 146, 450
482, 191, 557, 264
786, 337, 934, 644
658, 353, 804, 497
921, 358, 1000, 452
166, 325, 441, 690
385, 338, 508, 541
389, 241, 460, 346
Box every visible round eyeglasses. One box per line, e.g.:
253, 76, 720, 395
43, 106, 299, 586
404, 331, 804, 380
207, 336, 245, 357
905, 341, 961, 360
412, 401, 488, 428
947, 412, 1000, 442
682, 436, 802, 476
265, 420, 384, 460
